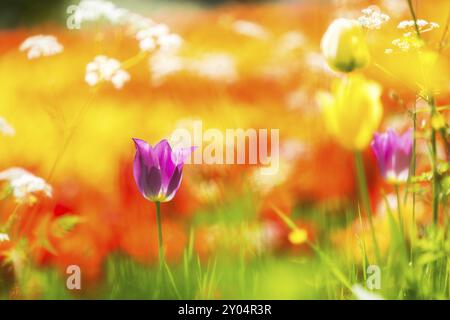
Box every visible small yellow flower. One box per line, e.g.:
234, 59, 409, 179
431, 112, 446, 130
317, 74, 383, 150
321, 18, 370, 73
288, 228, 308, 245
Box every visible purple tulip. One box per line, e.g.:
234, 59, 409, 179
133, 138, 196, 202
371, 129, 413, 184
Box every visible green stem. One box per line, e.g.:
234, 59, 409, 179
411, 101, 417, 264
155, 201, 165, 267
406, 0, 422, 39
354, 151, 381, 264
395, 184, 404, 235
2, 204, 21, 233
429, 97, 440, 226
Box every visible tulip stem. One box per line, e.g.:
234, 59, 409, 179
427, 97, 440, 227
395, 184, 404, 236
155, 201, 165, 268
354, 151, 381, 264
410, 101, 417, 264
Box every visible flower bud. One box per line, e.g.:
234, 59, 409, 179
317, 74, 383, 150
321, 18, 370, 73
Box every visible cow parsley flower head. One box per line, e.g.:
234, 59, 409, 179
136, 24, 182, 53
19, 35, 63, 59
358, 6, 390, 30
73, 0, 129, 26
391, 36, 424, 52
0, 168, 52, 203
126, 13, 155, 32
232, 20, 269, 39
384, 19, 438, 53
157, 33, 183, 53
0, 233, 9, 242
189, 54, 237, 83
0, 117, 15, 137
149, 52, 185, 84
397, 19, 439, 36
85, 55, 130, 89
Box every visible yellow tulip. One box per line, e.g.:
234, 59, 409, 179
321, 19, 370, 73
317, 74, 383, 150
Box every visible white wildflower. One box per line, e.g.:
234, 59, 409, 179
72, 0, 129, 26
0, 168, 52, 202
277, 31, 306, 54
352, 284, 384, 300
149, 52, 185, 84
386, 20, 435, 53
397, 19, 439, 34
157, 33, 183, 53
136, 24, 182, 53
85, 55, 130, 89
150, 52, 235, 84
232, 20, 269, 39
189, 54, 237, 82
358, 6, 390, 30
126, 13, 155, 32
0, 233, 9, 242
19, 35, 63, 59
384, 48, 393, 55
391, 36, 423, 52
0, 117, 15, 137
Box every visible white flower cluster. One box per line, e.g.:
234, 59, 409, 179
0, 168, 52, 203
70, 0, 183, 55
69, 1, 183, 89
397, 19, 439, 36
358, 6, 390, 30
72, 0, 129, 26
232, 20, 269, 39
149, 52, 237, 84
135, 24, 183, 53
19, 35, 63, 60
390, 37, 423, 52
189, 54, 237, 82
85, 55, 130, 89
0, 117, 15, 137
0, 233, 9, 242
385, 19, 439, 54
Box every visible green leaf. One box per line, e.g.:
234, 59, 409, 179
52, 214, 82, 237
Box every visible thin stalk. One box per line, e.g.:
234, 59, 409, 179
406, 0, 422, 39
155, 201, 165, 267
410, 100, 417, 264
429, 97, 440, 226
354, 151, 381, 264
395, 184, 404, 235
122, 51, 148, 70
2, 204, 21, 233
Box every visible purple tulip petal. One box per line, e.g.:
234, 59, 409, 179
132, 138, 194, 202
143, 166, 162, 199
133, 138, 160, 198
371, 129, 413, 183
165, 164, 183, 201
172, 146, 197, 165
